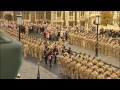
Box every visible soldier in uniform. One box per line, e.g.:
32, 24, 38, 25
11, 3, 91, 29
74, 61, 81, 79
62, 52, 69, 76
23, 42, 29, 59
31, 40, 35, 58
38, 44, 43, 62
57, 55, 64, 74
34, 41, 39, 59
65, 55, 72, 78
69, 57, 77, 79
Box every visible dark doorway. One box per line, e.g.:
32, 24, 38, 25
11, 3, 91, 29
4, 14, 13, 21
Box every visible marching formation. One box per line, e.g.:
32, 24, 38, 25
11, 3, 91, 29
4, 28, 64, 68
58, 51, 120, 79
1, 20, 120, 79
68, 30, 120, 59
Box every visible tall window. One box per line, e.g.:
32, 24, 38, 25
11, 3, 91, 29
22, 11, 29, 19
36, 11, 44, 19
89, 11, 92, 14
69, 11, 73, 16
57, 11, 61, 17
81, 11, 84, 16
41, 11, 44, 19
0, 11, 3, 19
36, 11, 41, 19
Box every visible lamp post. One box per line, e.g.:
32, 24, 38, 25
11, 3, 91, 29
118, 50, 120, 79
37, 60, 41, 79
118, 38, 120, 70
95, 14, 100, 57
37, 59, 42, 79
16, 15, 22, 41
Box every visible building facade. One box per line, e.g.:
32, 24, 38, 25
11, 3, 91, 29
0, 11, 119, 28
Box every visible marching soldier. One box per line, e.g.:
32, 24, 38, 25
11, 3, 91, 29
34, 41, 39, 59
23, 42, 29, 59
31, 40, 35, 58
74, 62, 81, 79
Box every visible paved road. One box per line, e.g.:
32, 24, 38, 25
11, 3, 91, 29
64, 42, 120, 68
18, 57, 60, 79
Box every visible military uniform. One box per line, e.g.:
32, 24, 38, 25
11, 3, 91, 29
74, 63, 81, 79
23, 42, 29, 59
34, 42, 39, 58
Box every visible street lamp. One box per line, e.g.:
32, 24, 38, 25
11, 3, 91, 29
37, 60, 41, 79
118, 38, 120, 70
95, 14, 100, 57
16, 15, 22, 41
37, 59, 42, 79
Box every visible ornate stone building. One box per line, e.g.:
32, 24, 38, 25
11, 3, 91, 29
0, 11, 119, 28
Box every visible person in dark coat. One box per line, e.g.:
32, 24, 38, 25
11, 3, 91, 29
62, 45, 66, 54
48, 49, 54, 68
21, 25, 25, 34
57, 31, 60, 40
67, 47, 72, 54
65, 31, 68, 41
44, 48, 49, 66
53, 46, 58, 64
